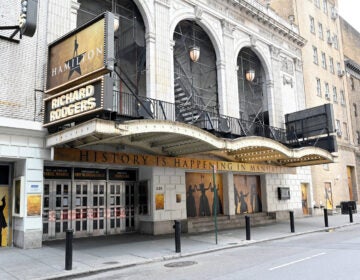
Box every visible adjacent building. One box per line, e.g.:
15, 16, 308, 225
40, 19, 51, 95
267, 0, 358, 211
340, 17, 360, 202
0, 0, 336, 249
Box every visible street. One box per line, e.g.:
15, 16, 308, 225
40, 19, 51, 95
72, 224, 360, 280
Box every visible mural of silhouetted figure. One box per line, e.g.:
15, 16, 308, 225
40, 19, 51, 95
186, 185, 197, 217
239, 191, 249, 214
197, 177, 211, 216
234, 185, 241, 214
325, 186, 333, 209
0, 196, 7, 247
211, 184, 223, 215
250, 184, 262, 213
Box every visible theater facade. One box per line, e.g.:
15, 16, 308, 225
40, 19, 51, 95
1, 0, 337, 248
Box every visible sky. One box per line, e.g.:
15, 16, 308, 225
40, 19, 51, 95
338, 0, 360, 32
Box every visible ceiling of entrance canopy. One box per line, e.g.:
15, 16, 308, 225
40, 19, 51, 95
46, 119, 335, 168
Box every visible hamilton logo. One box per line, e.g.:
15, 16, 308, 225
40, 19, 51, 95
66, 36, 86, 80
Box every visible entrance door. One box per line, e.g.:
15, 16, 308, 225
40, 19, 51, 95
43, 180, 71, 240
301, 183, 309, 215
0, 186, 9, 247
107, 182, 126, 234
72, 181, 107, 237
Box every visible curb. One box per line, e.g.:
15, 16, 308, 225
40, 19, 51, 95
39, 222, 359, 280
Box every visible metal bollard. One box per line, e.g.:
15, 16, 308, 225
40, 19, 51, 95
324, 208, 329, 227
289, 211, 295, 233
65, 229, 74, 270
349, 205, 353, 223
245, 216, 251, 240
173, 220, 181, 253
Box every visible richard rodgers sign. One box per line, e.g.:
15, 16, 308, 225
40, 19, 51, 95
43, 76, 112, 127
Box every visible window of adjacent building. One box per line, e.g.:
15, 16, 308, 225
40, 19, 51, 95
343, 122, 349, 140
340, 90, 345, 105
310, 16, 315, 33
323, 0, 328, 14
313, 46, 318, 64
336, 119, 341, 136
326, 30, 332, 44
318, 23, 323, 39
324, 82, 330, 99
329, 57, 334, 74
354, 103, 358, 117
316, 78, 322, 96
357, 131, 360, 144
321, 52, 327, 69
350, 77, 355, 90
336, 62, 341, 74
333, 34, 338, 49
314, 0, 320, 8
332, 86, 337, 102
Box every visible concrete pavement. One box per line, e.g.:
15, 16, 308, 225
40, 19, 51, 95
1, 212, 359, 280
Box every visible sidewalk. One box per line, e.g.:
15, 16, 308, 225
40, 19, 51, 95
1, 212, 359, 280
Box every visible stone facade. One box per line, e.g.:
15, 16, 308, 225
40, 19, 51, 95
268, 0, 358, 210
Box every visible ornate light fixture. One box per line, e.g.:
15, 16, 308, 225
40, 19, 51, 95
189, 45, 200, 62
113, 15, 120, 32
189, 22, 200, 62
245, 69, 255, 82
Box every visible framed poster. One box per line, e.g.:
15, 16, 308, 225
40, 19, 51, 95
27, 194, 41, 216
13, 177, 24, 217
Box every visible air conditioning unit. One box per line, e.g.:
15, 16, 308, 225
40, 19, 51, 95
325, 93, 330, 100
327, 37, 332, 44
337, 70, 345, 77
336, 130, 342, 136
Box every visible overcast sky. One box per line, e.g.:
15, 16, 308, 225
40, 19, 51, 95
338, 0, 360, 32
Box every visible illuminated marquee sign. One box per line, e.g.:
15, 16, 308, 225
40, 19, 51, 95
46, 12, 115, 94
43, 76, 113, 127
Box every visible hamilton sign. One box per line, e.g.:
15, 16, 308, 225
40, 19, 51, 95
46, 12, 115, 94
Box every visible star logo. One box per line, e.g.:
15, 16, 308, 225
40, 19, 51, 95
66, 36, 86, 80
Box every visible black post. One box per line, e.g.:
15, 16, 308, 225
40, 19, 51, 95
65, 229, 74, 271
245, 215, 251, 240
324, 208, 329, 227
173, 220, 181, 253
349, 205, 353, 223
289, 211, 295, 233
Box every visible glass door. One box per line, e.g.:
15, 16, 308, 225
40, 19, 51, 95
43, 180, 71, 240
72, 181, 89, 237
92, 182, 106, 236
107, 182, 125, 234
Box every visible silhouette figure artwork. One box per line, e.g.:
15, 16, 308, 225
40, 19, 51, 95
0, 196, 7, 247
211, 183, 223, 215
250, 184, 262, 213
186, 185, 197, 217
197, 176, 211, 216
239, 191, 249, 214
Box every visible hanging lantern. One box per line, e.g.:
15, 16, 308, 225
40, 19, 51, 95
189, 45, 200, 62
245, 69, 255, 82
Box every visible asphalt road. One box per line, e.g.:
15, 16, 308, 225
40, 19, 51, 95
72, 224, 360, 280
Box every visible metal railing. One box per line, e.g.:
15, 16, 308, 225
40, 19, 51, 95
112, 91, 287, 143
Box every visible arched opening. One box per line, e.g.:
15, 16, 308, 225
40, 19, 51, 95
237, 47, 269, 136
173, 20, 218, 130
77, 0, 146, 105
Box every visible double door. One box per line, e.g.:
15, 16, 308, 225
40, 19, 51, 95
43, 180, 135, 240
